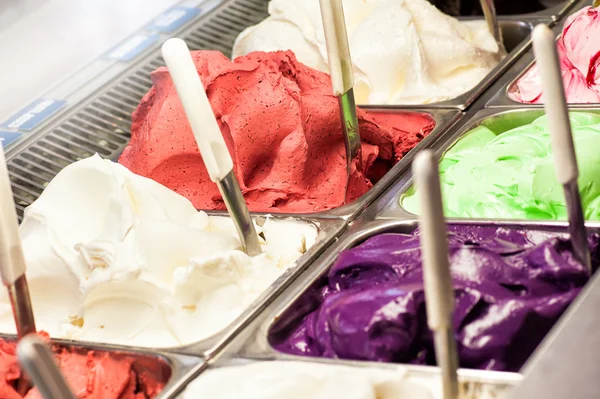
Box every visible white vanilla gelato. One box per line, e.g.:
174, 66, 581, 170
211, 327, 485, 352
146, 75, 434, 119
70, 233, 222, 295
233, 0, 504, 105
0, 155, 317, 347
184, 361, 514, 399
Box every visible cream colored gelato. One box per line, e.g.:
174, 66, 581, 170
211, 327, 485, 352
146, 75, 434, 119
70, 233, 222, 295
184, 361, 514, 399
0, 155, 317, 347
232, 0, 503, 105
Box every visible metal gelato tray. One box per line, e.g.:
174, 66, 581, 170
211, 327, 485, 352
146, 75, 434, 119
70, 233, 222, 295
217, 218, 587, 382
0, 214, 344, 365
375, 107, 600, 220
0, 334, 204, 399
485, 11, 599, 109
163, 357, 521, 399
197, 109, 461, 222
127, 213, 347, 358
361, 18, 540, 111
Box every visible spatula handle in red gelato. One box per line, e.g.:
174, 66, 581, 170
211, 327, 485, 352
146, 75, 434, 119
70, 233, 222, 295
533, 24, 591, 272
0, 143, 36, 339
161, 39, 262, 256
319, 0, 361, 199
413, 150, 458, 399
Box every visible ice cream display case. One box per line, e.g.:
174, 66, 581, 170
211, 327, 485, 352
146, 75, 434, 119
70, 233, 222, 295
2, 0, 600, 397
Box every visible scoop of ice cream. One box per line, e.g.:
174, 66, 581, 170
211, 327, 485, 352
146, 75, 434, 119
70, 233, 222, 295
0, 155, 317, 347
509, 6, 600, 104
0, 333, 163, 399
401, 112, 600, 219
119, 50, 435, 213
183, 361, 512, 399
232, 0, 503, 105
270, 225, 598, 372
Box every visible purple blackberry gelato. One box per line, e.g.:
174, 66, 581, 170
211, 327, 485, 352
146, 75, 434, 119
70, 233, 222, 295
269, 225, 599, 372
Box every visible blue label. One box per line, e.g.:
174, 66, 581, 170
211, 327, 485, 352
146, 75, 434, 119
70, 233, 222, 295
106, 34, 160, 62
0, 131, 22, 148
0, 99, 67, 131
147, 7, 200, 33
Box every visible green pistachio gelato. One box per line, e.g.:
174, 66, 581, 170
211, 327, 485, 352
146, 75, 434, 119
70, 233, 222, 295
401, 112, 600, 220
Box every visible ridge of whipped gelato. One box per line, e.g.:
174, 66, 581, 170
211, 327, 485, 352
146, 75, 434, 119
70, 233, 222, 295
0, 155, 317, 347
232, 0, 503, 105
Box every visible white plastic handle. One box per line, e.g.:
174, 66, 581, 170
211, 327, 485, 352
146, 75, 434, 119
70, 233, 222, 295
0, 143, 26, 284
413, 150, 454, 330
161, 38, 233, 182
533, 24, 578, 184
319, 0, 354, 96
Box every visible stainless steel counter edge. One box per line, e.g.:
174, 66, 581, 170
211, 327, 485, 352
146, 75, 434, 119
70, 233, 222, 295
210, 219, 593, 381
162, 353, 522, 398
374, 107, 600, 220
361, 17, 546, 111
194, 109, 461, 221
485, 8, 600, 109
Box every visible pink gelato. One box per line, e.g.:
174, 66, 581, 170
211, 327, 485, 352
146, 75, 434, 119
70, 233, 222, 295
509, 6, 600, 104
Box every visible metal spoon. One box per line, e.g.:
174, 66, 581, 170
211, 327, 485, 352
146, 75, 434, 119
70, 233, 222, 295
533, 24, 591, 272
414, 150, 459, 399
161, 38, 262, 256
319, 0, 362, 202
18, 335, 77, 399
479, 0, 507, 56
